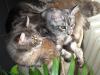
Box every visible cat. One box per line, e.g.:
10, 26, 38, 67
42, 5, 84, 66
6, 16, 63, 75
6, 16, 43, 66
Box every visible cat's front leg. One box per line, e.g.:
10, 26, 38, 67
61, 49, 72, 61
64, 35, 72, 45
18, 65, 30, 75
56, 44, 62, 52
56, 38, 64, 52
56, 37, 72, 61
56, 44, 72, 61
70, 41, 84, 67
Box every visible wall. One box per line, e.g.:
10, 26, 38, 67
0, 0, 24, 71
83, 14, 100, 75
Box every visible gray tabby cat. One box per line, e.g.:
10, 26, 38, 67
6, 16, 60, 75
42, 6, 84, 66
5, 2, 49, 75
6, 16, 43, 66
5, 2, 47, 64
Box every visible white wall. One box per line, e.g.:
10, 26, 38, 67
83, 14, 100, 75
92, 0, 100, 3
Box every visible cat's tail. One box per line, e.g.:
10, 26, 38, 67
78, 0, 100, 17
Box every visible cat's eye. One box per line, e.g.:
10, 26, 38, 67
32, 36, 38, 43
32, 37, 35, 40
59, 26, 66, 30
32, 36, 35, 42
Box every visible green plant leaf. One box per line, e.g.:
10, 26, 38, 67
42, 64, 49, 75
67, 57, 75, 75
78, 68, 81, 75
89, 65, 94, 75
81, 64, 88, 75
10, 65, 19, 75
89, 68, 94, 75
51, 57, 60, 75
29, 67, 42, 75
80, 63, 94, 75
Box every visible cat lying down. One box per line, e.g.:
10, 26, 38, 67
6, 14, 57, 65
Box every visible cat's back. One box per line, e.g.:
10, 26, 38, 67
47, 0, 77, 9
5, 2, 45, 33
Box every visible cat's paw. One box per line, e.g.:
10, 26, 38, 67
61, 49, 72, 62
56, 45, 62, 51
77, 57, 84, 67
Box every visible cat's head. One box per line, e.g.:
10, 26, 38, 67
13, 16, 43, 51
7, 31, 44, 66
18, 32, 42, 47
42, 5, 79, 34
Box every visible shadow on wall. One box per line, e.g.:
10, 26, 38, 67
0, 0, 25, 71
0, 0, 15, 71
0, 36, 15, 71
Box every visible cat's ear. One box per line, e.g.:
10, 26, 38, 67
18, 33, 26, 45
70, 5, 79, 16
41, 11, 47, 18
25, 16, 30, 27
